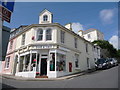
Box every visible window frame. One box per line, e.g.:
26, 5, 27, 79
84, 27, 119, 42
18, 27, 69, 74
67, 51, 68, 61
37, 29, 43, 41
75, 54, 79, 68
46, 28, 52, 41
61, 30, 65, 43
88, 34, 91, 38
86, 43, 88, 53
5, 57, 10, 69
43, 15, 48, 21
74, 37, 78, 48
9, 40, 13, 50
21, 33, 26, 45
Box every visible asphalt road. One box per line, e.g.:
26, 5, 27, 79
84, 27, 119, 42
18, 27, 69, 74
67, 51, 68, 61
1, 66, 118, 88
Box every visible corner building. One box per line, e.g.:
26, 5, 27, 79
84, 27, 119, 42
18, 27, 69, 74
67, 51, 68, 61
3, 9, 97, 78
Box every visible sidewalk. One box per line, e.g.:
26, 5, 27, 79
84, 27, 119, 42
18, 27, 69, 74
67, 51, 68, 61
0, 69, 95, 81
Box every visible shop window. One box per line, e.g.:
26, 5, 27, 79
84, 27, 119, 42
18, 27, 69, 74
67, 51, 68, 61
5, 57, 10, 69
23, 54, 30, 72
19, 56, 24, 72
31, 53, 36, 71
50, 53, 55, 71
56, 54, 66, 71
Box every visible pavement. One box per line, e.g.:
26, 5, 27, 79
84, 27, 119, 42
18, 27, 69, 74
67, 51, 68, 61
0, 69, 95, 81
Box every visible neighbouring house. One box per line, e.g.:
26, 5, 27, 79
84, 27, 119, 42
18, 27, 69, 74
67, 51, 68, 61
0, 26, 10, 73
2, 9, 100, 78
78, 28, 103, 60
78, 28, 104, 42
2, 26, 11, 61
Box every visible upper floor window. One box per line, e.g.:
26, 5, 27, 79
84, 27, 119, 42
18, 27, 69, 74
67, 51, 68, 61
43, 15, 48, 21
9, 40, 13, 49
74, 38, 77, 48
5, 57, 10, 69
37, 29, 43, 41
21, 33, 26, 45
61, 30, 65, 43
88, 34, 91, 38
86, 43, 88, 52
46, 28, 52, 40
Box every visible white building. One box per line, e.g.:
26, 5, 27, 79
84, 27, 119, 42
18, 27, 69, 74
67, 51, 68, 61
78, 28, 104, 42
2, 9, 99, 78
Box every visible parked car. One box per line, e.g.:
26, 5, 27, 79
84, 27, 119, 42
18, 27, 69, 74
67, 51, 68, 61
107, 58, 118, 67
106, 58, 114, 67
95, 58, 110, 70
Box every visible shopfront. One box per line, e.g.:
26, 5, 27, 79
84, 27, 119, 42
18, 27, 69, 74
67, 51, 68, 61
15, 45, 68, 78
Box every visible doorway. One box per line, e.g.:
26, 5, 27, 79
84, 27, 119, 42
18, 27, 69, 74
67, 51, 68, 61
40, 58, 47, 76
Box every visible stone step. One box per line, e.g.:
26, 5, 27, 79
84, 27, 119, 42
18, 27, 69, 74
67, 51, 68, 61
35, 75, 48, 78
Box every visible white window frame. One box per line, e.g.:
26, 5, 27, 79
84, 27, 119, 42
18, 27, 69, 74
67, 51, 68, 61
5, 57, 10, 69
61, 30, 65, 43
75, 54, 79, 68
43, 15, 48, 21
9, 40, 13, 49
88, 34, 91, 38
46, 28, 52, 41
86, 43, 88, 53
74, 38, 77, 48
21, 33, 26, 45
37, 29, 43, 41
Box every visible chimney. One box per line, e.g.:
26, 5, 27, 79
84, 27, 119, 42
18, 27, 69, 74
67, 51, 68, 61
65, 23, 72, 30
78, 30, 83, 37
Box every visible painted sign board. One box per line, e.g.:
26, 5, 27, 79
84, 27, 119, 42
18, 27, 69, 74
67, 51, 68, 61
2, 0, 15, 12
0, 5, 11, 23
0, 0, 14, 23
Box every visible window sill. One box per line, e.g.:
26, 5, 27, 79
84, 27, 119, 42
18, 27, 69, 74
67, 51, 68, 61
75, 68, 81, 70
4, 68, 9, 70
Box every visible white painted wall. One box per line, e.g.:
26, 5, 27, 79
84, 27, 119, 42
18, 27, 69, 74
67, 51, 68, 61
39, 10, 52, 24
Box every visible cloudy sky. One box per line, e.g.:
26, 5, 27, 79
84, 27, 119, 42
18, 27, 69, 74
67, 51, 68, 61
4, 2, 119, 49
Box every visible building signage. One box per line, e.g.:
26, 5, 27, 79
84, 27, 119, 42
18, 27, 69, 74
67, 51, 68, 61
0, 0, 15, 23
0, 6, 11, 22
2, 0, 15, 12
33, 45, 57, 49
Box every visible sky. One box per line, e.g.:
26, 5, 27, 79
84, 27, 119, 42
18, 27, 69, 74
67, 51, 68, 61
4, 2, 119, 49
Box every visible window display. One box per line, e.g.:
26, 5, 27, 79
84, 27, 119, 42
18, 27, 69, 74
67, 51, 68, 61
56, 53, 66, 71
50, 53, 55, 71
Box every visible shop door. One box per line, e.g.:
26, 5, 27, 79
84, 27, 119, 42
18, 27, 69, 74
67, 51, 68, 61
40, 58, 47, 76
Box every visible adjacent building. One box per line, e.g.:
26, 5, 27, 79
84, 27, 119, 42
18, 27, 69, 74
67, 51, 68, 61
0, 26, 10, 73
78, 28, 104, 42
2, 9, 100, 78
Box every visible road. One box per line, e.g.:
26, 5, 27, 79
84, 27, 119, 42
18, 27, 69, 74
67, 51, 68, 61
1, 66, 118, 88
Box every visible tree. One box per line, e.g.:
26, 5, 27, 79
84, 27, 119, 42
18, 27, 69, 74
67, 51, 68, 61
92, 40, 118, 58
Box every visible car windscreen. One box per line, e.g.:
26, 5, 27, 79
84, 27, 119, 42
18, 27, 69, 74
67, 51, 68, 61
97, 59, 106, 64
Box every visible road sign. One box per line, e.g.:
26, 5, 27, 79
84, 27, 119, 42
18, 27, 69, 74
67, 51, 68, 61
0, 0, 14, 23
0, 5, 11, 23
2, 0, 15, 12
